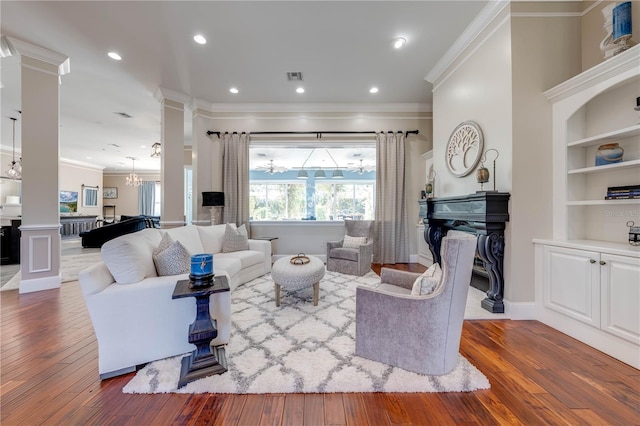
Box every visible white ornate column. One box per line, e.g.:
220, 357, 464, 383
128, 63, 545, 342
190, 102, 222, 225
2, 37, 70, 293
154, 88, 188, 229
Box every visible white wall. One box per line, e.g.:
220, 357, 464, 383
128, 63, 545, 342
511, 12, 582, 303
59, 162, 104, 216
103, 173, 160, 218
432, 17, 513, 197
251, 221, 345, 258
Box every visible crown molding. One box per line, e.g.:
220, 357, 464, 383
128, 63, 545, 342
425, 1, 509, 84
1, 35, 70, 75
189, 100, 431, 114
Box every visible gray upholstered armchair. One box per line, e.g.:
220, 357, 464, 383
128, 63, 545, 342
355, 231, 477, 375
326, 220, 374, 276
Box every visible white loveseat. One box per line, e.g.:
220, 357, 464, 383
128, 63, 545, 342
78, 224, 271, 379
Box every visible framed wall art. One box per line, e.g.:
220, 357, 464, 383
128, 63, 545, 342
103, 187, 118, 199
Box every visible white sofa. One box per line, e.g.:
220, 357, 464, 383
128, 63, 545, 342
78, 224, 271, 379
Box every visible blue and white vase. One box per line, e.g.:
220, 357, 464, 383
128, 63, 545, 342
595, 143, 624, 166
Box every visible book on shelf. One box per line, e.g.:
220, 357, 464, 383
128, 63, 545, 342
604, 195, 640, 200
607, 190, 640, 195
607, 184, 640, 193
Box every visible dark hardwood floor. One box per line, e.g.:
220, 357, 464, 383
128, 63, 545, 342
1, 264, 639, 425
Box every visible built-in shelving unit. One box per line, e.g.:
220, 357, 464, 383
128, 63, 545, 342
536, 45, 640, 370
544, 44, 640, 247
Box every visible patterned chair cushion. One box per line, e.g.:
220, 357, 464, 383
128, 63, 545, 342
343, 235, 367, 248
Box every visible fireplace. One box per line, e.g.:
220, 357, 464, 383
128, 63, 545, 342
420, 191, 510, 313
471, 252, 490, 292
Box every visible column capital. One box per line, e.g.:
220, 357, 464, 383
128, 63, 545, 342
154, 87, 191, 105
1, 35, 70, 75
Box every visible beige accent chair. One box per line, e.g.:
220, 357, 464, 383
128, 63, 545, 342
355, 231, 477, 375
326, 220, 374, 276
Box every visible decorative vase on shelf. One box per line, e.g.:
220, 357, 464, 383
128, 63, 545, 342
595, 143, 624, 166
612, 1, 636, 56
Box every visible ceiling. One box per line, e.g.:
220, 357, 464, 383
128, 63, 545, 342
0, 1, 488, 172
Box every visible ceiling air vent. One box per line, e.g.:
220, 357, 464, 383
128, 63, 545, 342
114, 112, 133, 118
286, 72, 303, 81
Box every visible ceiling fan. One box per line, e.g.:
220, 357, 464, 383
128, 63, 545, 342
347, 159, 375, 175
255, 159, 287, 174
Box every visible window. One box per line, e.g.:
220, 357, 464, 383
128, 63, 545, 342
250, 182, 306, 220
315, 182, 375, 220
82, 186, 99, 207
249, 143, 376, 221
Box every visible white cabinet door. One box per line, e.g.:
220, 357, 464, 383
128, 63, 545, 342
543, 245, 600, 327
601, 254, 640, 345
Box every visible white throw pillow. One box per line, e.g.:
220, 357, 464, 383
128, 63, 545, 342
101, 228, 161, 284
222, 223, 249, 253
423, 262, 442, 280
197, 224, 227, 254
411, 263, 442, 295
343, 235, 367, 249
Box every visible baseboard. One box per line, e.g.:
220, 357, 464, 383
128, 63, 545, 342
19, 274, 61, 294
505, 300, 536, 320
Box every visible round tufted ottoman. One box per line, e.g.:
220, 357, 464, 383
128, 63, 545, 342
271, 255, 325, 306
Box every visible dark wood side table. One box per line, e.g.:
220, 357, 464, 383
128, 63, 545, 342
172, 275, 230, 388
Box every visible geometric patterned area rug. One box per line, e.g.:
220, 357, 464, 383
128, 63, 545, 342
123, 270, 490, 394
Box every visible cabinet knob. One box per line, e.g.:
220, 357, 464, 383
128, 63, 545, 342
599, 260, 606, 266
590, 259, 596, 263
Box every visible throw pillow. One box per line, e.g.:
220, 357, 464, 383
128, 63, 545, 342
423, 262, 442, 280
222, 223, 249, 253
411, 275, 440, 296
411, 263, 442, 296
343, 235, 367, 249
153, 237, 191, 276
154, 232, 173, 254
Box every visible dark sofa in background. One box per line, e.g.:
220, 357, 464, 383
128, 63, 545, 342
80, 216, 160, 248
120, 215, 160, 229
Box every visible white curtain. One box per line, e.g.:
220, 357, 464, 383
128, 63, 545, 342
138, 181, 155, 216
374, 132, 409, 264
222, 132, 250, 228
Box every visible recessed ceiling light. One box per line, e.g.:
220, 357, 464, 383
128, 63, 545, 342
193, 34, 207, 45
296, 87, 305, 94
108, 52, 122, 61
369, 87, 379, 94
229, 87, 239, 94
392, 37, 407, 49
86, 157, 92, 160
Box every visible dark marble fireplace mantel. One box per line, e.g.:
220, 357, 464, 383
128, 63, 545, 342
422, 191, 510, 313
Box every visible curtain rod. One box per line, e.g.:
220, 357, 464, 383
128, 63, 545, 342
206, 130, 419, 138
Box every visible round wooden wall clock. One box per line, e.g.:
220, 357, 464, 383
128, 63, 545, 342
445, 121, 484, 177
